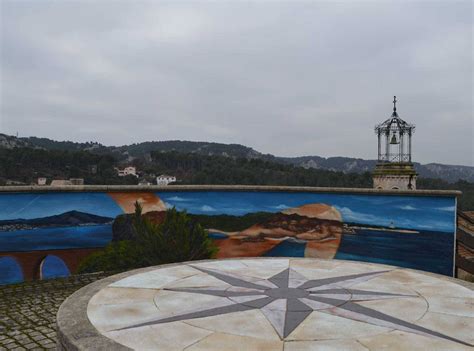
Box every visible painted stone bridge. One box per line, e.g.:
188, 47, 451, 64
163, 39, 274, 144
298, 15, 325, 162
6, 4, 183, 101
0, 248, 101, 281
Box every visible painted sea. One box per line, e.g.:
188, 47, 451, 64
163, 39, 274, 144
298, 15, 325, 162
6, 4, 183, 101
259, 229, 453, 276
0, 225, 113, 252
336, 228, 454, 274
0, 225, 454, 280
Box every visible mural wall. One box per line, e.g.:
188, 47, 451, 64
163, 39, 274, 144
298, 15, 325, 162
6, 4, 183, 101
0, 190, 457, 284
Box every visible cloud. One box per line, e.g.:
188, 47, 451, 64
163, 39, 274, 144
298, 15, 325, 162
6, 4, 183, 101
336, 206, 386, 225
200, 205, 216, 212
1, 1, 472, 165
270, 204, 290, 210
436, 206, 456, 212
166, 196, 188, 202
398, 205, 417, 211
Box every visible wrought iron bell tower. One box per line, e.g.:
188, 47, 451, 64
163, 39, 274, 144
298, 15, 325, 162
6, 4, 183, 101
372, 97, 417, 190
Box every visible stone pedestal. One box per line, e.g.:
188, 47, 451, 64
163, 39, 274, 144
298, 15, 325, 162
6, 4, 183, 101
372, 162, 417, 190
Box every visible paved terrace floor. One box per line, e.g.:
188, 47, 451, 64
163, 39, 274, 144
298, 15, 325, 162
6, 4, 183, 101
0, 272, 110, 350
2, 260, 474, 351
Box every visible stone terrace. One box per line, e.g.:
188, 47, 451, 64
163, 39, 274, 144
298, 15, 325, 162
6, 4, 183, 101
1, 260, 473, 350
0, 272, 110, 350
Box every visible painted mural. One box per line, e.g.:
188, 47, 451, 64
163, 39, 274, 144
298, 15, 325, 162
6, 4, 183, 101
0, 190, 456, 284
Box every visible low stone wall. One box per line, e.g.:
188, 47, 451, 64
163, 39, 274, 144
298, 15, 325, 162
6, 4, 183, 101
0, 184, 462, 196
0, 185, 461, 284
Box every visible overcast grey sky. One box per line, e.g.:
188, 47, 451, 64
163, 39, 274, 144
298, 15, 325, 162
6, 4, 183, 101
0, 0, 472, 165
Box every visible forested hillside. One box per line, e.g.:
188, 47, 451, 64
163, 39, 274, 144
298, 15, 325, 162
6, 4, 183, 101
147, 151, 372, 187
0, 147, 472, 210
0, 147, 137, 185
1, 134, 472, 183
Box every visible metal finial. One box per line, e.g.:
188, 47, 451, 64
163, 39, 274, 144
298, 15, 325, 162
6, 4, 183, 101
393, 96, 397, 112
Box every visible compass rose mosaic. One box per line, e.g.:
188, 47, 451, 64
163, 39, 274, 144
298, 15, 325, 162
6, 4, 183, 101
85, 259, 474, 350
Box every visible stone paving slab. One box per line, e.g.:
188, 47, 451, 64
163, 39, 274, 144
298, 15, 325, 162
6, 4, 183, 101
0, 273, 110, 350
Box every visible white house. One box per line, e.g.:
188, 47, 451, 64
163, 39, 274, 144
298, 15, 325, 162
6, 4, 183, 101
51, 179, 73, 186
50, 178, 84, 186
116, 166, 138, 177
37, 177, 47, 185
69, 178, 84, 185
156, 174, 176, 186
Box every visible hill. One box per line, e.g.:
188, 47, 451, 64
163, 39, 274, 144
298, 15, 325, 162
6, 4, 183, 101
0, 144, 472, 210
1, 133, 473, 210
280, 156, 474, 183
1, 133, 472, 182
0, 134, 474, 183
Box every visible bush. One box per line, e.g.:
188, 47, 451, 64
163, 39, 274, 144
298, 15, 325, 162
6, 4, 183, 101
133, 203, 218, 266
78, 203, 218, 273
78, 240, 142, 273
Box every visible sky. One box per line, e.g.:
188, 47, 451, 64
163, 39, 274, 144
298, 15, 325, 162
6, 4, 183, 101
0, 0, 472, 166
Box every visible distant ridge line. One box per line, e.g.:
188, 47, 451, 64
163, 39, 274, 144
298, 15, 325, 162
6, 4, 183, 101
0, 133, 472, 182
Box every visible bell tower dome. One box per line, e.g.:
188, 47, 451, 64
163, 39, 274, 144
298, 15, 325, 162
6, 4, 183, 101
372, 96, 417, 190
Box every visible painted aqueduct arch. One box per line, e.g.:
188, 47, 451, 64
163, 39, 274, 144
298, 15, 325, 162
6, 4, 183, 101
0, 248, 100, 283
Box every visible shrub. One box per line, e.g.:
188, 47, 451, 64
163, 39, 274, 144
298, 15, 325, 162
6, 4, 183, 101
133, 202, 218, 266
78, 203, 218, 273
78, 240, 142, 273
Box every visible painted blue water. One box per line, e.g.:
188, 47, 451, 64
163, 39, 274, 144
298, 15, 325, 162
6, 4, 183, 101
213, 227, 454, 275
264, 240, 306, 257
41, 255, 70, 279
336, 229, 454, 276
158, 191, 456, 232
208, 232, 228, 239
0, 256, 23, 285
0, 225, 112, 252
260, 229, 454, 276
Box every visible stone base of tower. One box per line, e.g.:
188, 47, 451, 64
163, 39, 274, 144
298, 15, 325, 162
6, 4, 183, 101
372, 163, 417, 190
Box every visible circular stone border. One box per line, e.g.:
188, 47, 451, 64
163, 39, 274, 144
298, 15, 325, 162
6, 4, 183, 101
56, 258, 474, 350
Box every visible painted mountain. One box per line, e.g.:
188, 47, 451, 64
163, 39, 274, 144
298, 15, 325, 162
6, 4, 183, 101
0, 211, 113, 231
206, 204, 344, 260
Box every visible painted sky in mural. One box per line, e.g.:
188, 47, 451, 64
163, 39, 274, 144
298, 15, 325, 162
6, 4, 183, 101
0, 192, 123, 220
158, 192, 456, 232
